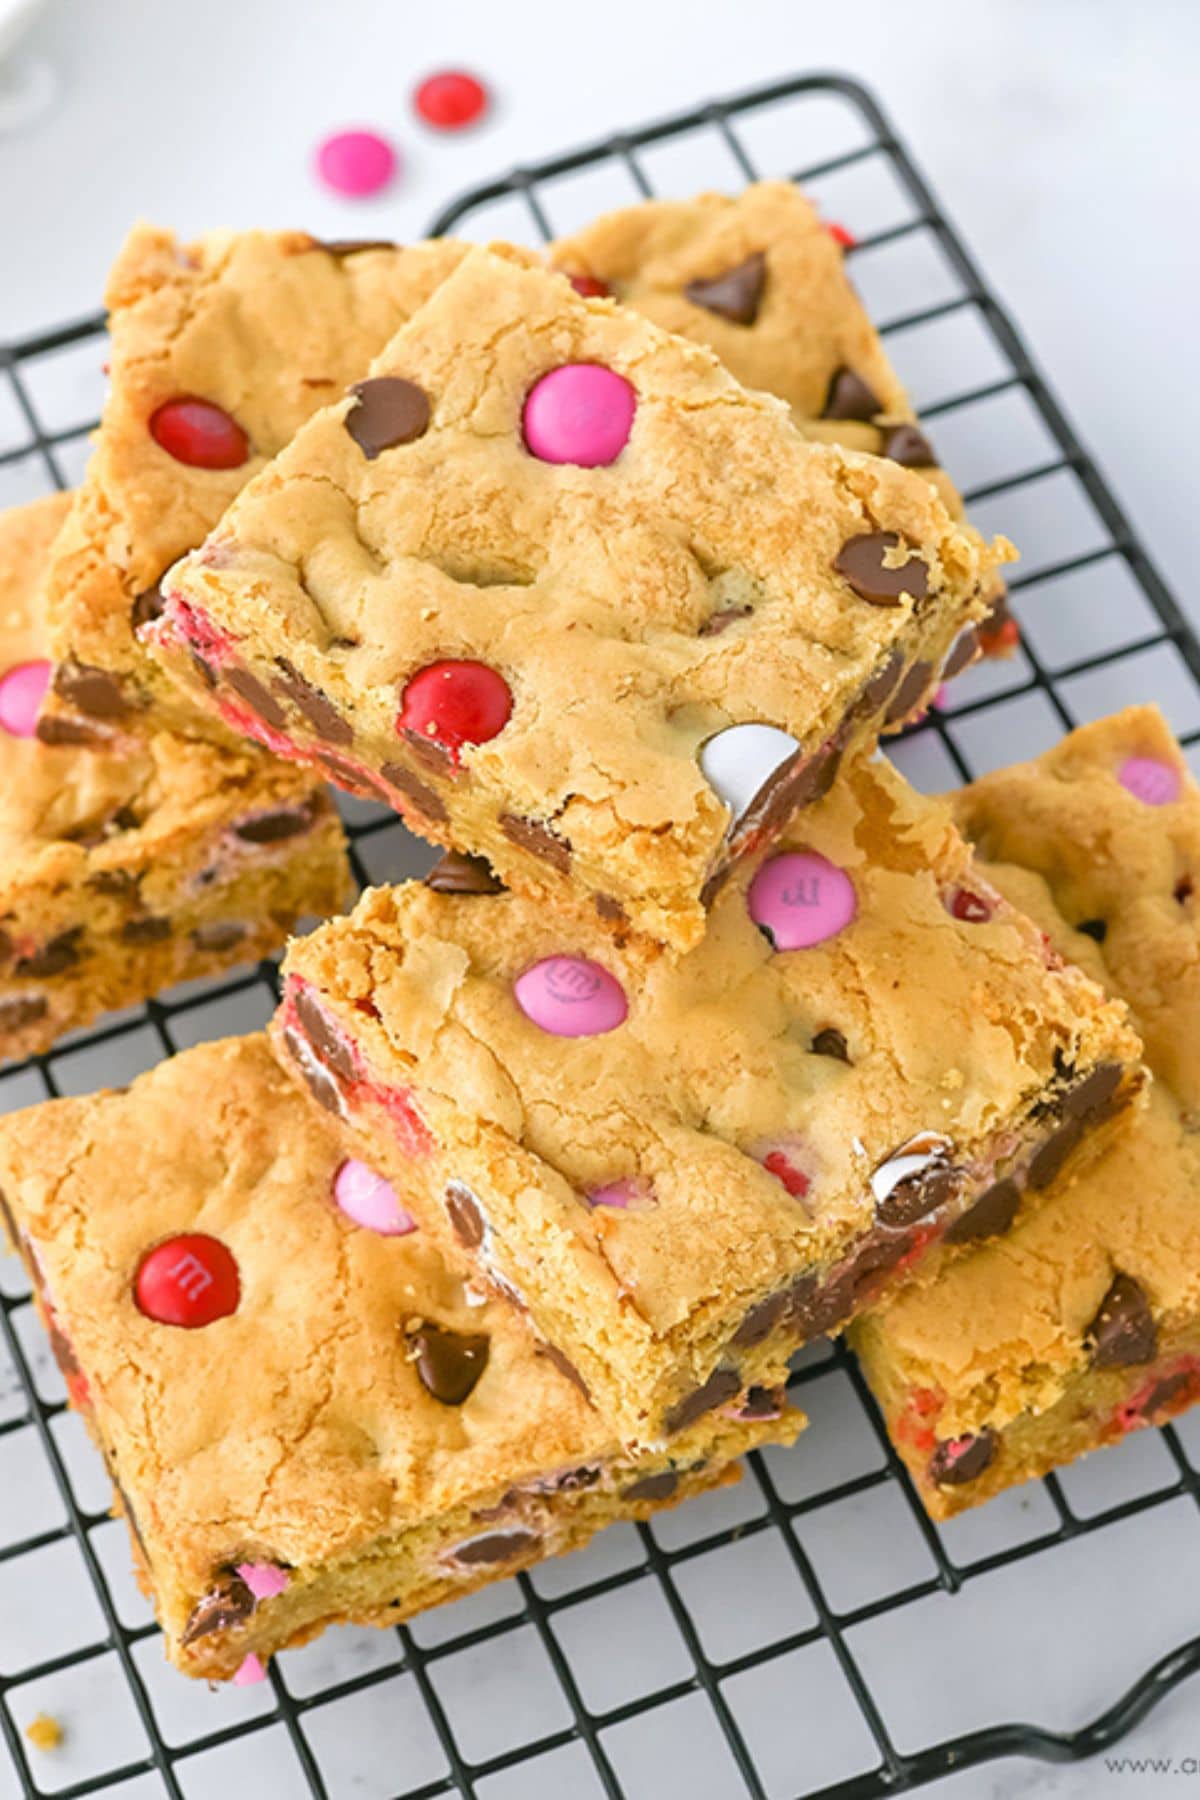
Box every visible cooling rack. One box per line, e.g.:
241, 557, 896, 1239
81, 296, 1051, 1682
3, 70, 1200, 1800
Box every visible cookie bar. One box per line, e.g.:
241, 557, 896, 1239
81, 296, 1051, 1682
273, 747, 1141, 1445
0, 494, 349, 1064
852, 707, 1200, 1517
550, 182, 1015, 654
153, 243, 1011, 949
38, 223, 466, 743
0, 1035, 801, 1680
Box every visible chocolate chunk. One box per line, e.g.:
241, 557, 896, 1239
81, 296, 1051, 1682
345, 377, 431, 459
452, 1528, 539, 1566
180, 1574, 256, 1646
131, 584, 166, 632
796, 1233, 915, 1338
380, 762, 448, 825
52, 659, 132, 720
282, 1025, 345, 1116
944, 1176, 1021, 1245
121, 916, 171, 944
401, 730, 456, 778
1087, 1274, 1158, 1368
412, 1323, 490, 1405
942, 626, 980, 680
1065, 1061, 1124, 1123
16, 928, 84, 978
732, 1288, 791, 1349
928, 1430, 996, 1487
273, 659, 352, 745
730, 734, 845, 853
699, 603, 753, 637
0, 994, 48, 1033
684, 252, 766, 325
1028, 1065, 1125, 1191
1077, 918, 1108, 943
593, 893, 627, 926
622, 1469, 680, 1503
880, 423, 936, 467
233, 802, 315, 844
191, 921, 247, 952
822, 367, 882, 422
425, 851, 504, 896
293, 985, 356, 1082
1176, 877, 1194, 904
884, 660, 934, 725
875, 1156, 960, 1229
318, 237, 397, 256
536, 1341, 592, 1400
811, 1027, 851, 1063
444, 1180, 485, 1249
224, 667, 288, 730
736, 1385, 786, 1420
664, 1366, 741, 1434
852, 646, 905, 720
499, 813, 571, 873
1027, 1117, 1085, 1191
35, 714, 105, 747
834, 532, 930, 607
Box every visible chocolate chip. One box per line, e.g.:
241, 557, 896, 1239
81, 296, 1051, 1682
444, 1180, 485, 1249
425, 851, 504, 896
311, 749, 392, 802
224, 666, 289, 730
884, 661, 934, 725
729, 733, 845, 853
85, 869, 136, 901
52, 659, 132, 719
834, 533, 930, 607
796, 1233, 915, 1337
664, 1366, 741, 1434
928, 1430, 996, 1487
273, 659, 352, 744
1077, 918, 1108, 943
233, 802, 315, 844
1087, 1274, 1157, 1368
1175, 876, 1193, 904
880, 423, 936, 467
852, 646, 905, 720
318, 237, 397, 256
401, 730, 455, 778
811, 1027, 851, 1063
536, 1341, 592, 1400
282, 1025, 345, 1117
684, 252, 766, 325
293, 985, 356, 1082
736, 1386, 786, 1420
131, 584, 166, 632
875, 1155, 961, 1229
942, 626, 980, 680
943, 1176, 1022, 1246
180, 1574, 256, 1646
189, 649, 219, 690
622, 1469, 680, 1503
732, 1288, 791, 1349
121, 916, 171, 943
593, 893, 627, 926
191, 921, 247, 952
380, 762, 448, 825
412, 1324, 489, 1405
1064, 1062, 1124, 1123
0, 994, 48, 1033
35, 715, 105, 747
699, 603, 753, 637
499, 813, 571, 873
345, 377, 431, 459
452, 1528, 539, 1566
1027, 1117, 1086, 1191
822, 367, 882, 422
16, 929, 84, 978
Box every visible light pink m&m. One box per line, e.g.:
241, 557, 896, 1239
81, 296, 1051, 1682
315, 129, 397, 198
747, 852, 857, 950
233, 1653, 266, 1686
514, 956, 627, 1037
333, 1159, 418, 1236
587, 1177, 656, 1211
1118, 755, 1181, 807
0, 659, 51, 738
522, 364, 635, 467
236, 1562, 290, 1601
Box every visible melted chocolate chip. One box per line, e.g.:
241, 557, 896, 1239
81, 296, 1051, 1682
1077, 918, 1108, 943
622, 1469, 680, 1503
943, 1176, 1021, 1246
593, 894, 627, 927
311, 749, 392, 802
35, 714, 105, 747
273, 659, 352, 744
380, 762, 449, 825
121, 916, 171, 944
131, 584, 166, 632
729, 733, 845, 854
16, 929, 84, 978
412, 1323, 490, 1405
452, 1528, 539, 1566
224, 667, 288, 730
318, 237, 397, 256
664, 1366, 741, 1434
401, 730, 456, 778
293, 986, 356, 1082
499, 813, 572, 873
1066, 1062, 1124, 1122
425, 851, 504, 896
732, 1288, 791, 1349
180, 1573, 256, 1646
884, 661, 935, 725
737, 1385, 787, 1420
929, 1430, 996, 1487
822, 367, 882, 422
852, 646, 906, 720
880, 423, 936, 467
796, 1234, 915, 1337
191, 920, 247, 952
683, 252, 766, 325
942, 626, 980, 680
233, 802, 315, 844
444, 1181, 485, 1249
536, 1341, 592, 1400
1087, 1274, 1158, 1368
189, 649, 219, 690
811, 1027, 851, 1063
52, 659, 132, 720
1141, 1371, 1196, 1417
834, 533, 930, 607
1027, 1117, 1086, 1191
282, 1025, 345, 1116
345, 377, 431, 459
874, 1159, 960, 1229
699, 603, 754, 637
1028, 1064, 1125, 1190
0, 994, 48, 1033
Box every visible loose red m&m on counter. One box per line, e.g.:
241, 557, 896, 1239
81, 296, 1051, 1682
413, 70, 490, 131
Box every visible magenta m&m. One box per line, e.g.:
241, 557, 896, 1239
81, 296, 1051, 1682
522, 364, 636, 467
1118, 756, 1181, 807
315, 128, 397, 198
514, 956, 627, 1038
0, 660, 51, 738
747, 852, 857, 950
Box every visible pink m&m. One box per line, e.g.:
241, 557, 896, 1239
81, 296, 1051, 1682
522, 364, 636, 467
236, 1562, 290, 1601
233, 1653, 266, 1686
333, 1159, 418, 1236
587, 1177, 656, 1211
315, 129, 397, 198
1118, 755, 1181, 807
0, 659, 51, 738
514, 956, 627, 1038
747, 852, 857, 950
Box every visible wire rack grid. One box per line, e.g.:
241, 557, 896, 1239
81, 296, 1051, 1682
3, 69, 1200, 1800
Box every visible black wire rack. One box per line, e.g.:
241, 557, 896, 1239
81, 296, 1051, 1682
3, 70, 1200, 1800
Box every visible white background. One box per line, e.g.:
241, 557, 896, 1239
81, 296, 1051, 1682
2, 2, 1199, 1796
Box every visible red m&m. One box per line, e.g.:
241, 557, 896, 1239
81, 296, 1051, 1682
134, 1234, 240, 1327
413, 70, 489, 131
149, 398, 249, 470
398, 660, 512, 761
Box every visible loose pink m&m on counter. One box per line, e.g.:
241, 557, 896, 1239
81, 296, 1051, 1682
747, 852, 857, 950
413, 70, 489, 130
1118, 755, 1181, 806
333, 1159, 418, 1236
522, 364, 636, 467
315, 128, 397, 198
134, 1233, 240, 1328
0, 659, 51, 737
149, 398, 249, 470
514, 956, 628, 1038
398, 660, 512, 760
